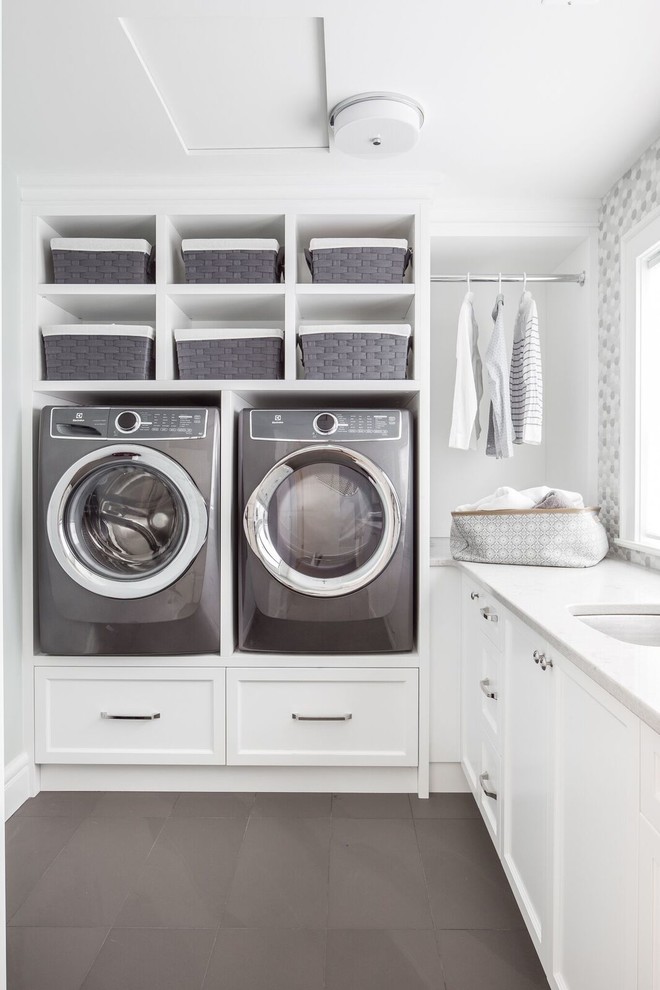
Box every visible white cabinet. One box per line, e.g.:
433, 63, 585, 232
461, 577, 504, 848
459, 575, 641, 990
639, 813, 660, 990
226, 668, 418, 767
639, 724, 660, 989
502, 615, 552, 965
35, 667, 226, 765
551, 658, 639, 990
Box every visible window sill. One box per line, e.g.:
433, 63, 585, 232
614, 538, 660, 559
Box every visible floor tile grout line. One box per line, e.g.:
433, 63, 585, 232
98, 815, 169, 933
73, 925, 113, 990
411, 816, 451, 990
6, 813, 91, 924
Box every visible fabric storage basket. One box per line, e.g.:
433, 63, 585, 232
450, 507, 609, 568
50, 238, 154, 284
42, 325, 155, 381
174, 328, 284, 380
181, 239, 283, 284
299, 324, 411, 380
304, 238, 412, 283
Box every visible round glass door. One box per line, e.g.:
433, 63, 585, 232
47, 446, 208, 599
244, 445, 401, 598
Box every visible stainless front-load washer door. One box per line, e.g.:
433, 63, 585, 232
47, 445, 208, 600
244, 445, 401, 598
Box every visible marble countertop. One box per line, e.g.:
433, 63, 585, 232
430, 538, 660, 734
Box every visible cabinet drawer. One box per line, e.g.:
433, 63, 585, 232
464, 579, 503, 650
35, 667, 225, 765
641, 722, 660, 833
226, 668, 418, 766
478, 737, 502, 851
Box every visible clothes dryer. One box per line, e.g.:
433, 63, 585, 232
239, 408, 413, 653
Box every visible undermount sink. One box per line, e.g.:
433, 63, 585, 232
571, 608, 660, 647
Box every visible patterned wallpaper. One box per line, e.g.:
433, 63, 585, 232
598, 136, 660, 568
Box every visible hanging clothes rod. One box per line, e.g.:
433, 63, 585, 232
431, 271, 586, 286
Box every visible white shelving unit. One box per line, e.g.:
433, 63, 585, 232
21, 198, 431, 797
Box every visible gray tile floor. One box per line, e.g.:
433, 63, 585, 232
6, 791, 551, 990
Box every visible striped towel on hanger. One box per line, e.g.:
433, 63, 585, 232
509, 291, 542, 444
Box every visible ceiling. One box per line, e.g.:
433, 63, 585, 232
3, 0, 660, 200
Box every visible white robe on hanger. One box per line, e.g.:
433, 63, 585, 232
449, 290, 483, 450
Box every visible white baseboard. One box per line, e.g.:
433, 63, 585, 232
5, 752, 31, 819
429, 762, 469, 792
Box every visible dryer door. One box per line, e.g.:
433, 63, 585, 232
47, 445, 208, 600
244, 445, 401, 598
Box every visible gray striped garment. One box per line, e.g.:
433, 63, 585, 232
486, 293, 514, 459
510, 291, 542, 444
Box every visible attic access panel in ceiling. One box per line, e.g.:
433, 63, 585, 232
120, 16, 328, 155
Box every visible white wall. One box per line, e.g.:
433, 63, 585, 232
2, 171, 24, 770
429, 237, 596, 536
546, 237, 599, 504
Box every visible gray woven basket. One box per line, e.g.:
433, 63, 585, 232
305, 239, 412, 283
42, 325, 155, 381
450, 508, 609, 567
175, 330, 284, 380
181, 239, 283, 283
299, 325, 411, 380
50, 238, 154, 284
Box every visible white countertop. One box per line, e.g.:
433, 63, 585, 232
430, 538, 660, 734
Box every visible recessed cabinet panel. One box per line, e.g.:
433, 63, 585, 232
642, 723, 660, 835
478, 737, 501, 850
502, 616, 551, 959
35, 667, 225, 765
639, 814, 660, 990
552, 660, 639, 990
226, 668, 418, 766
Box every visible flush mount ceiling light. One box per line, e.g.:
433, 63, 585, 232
329, 93, 424, 158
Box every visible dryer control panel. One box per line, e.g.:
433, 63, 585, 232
250, 409, 402, 442
50, 407, 208, 440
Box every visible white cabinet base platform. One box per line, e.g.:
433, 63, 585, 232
36, 764, 422, 794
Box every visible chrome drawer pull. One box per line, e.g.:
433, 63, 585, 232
101, 712, 161, 721
292, 713, 352, 722
480, 607, 499, 623
470, 591, 480, 601
479, 771, 497, 800
479, 678, 498, 700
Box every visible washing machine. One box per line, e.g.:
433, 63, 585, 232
239, 408, 413, 653
38, 406, 219, 656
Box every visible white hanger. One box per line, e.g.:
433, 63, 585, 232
523, 272, 528, 292
466, 271, 471, 291
498, 272, 502, 294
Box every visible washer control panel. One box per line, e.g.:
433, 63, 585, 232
250, 409, 402, 442
50, 407, 208, 440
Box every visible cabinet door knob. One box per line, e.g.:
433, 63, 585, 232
470, 591, 480, 601
480, 607, 499, 623
533, 650, 542, 663
479, 678, 498, 700
479, 771, 498, 800
540, 655, 554, 671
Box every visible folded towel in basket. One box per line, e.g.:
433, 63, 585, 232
455, 485, 584, 513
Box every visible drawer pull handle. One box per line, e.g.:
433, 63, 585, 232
101, 712, 161, 721
479, 771, 497, 800
292, 713, 353, 722
470, 591, 480, 601
479, 678, 498, 700
480, 607, 499, 623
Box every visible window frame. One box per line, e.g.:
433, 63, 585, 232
618, 205, 660, 556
